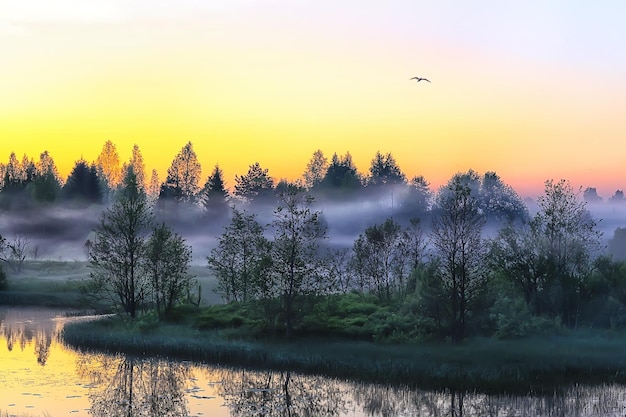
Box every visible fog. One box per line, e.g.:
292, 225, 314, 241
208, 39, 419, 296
1, 194, 626, 265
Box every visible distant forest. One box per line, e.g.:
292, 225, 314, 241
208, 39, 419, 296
1, 140, 624, 209
3, 140, 626, 340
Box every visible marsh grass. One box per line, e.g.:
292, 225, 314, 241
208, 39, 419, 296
1, 261, 90, 308
62, 315, 626, 394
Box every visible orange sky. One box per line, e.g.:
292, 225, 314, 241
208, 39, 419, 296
1, 1, 625, 199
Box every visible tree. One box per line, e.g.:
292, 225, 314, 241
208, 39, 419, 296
367, 151, 406, 187
208, 208, 271, 303
147, 169, 161, 203
490, 179, 602, 324
88, 169, 154, 318
608, 227, 626, 261
534, 179, 602, 324
302, 149, 328, 190
62, 159, 102, 204
351, 218, 407, 302
21, 154, 36, 186
95, 140, 122, 190
199, 164, 229, 214
318, 152, 362, 192
1, 152, 27, 196
479, 171, 528, 223
145, 223, 194, 318
270, 187, 327, 336
430, 174, 487, 342
0, 234, 30, 273
609, 190, 625, 204
233, 162, 275, 203
160, 141, 202, 203
31, 151, 62, 203
400, 175, 433, 216
121, 144, 146, 191
0, 162, 5, 191
583, 187, 602, 204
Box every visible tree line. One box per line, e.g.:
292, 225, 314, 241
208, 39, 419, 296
3, 140, 626, 342
205, 172, 621, 342
3, 140, 624, 213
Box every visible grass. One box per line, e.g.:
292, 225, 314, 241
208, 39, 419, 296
0, 260, 90, 308
61, 312, 626, 394
0, 260, 221, 309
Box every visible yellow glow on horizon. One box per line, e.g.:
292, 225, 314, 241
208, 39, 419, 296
1, 4, 625, 199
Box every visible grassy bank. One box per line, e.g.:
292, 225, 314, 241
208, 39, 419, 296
62, 314, 626, 394
0, 260, 91, 308
0, 260, 221, 309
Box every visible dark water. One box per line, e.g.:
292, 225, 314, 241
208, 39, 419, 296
1, 307, 626, 417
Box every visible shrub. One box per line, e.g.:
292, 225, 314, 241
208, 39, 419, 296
489, 296, 557, 339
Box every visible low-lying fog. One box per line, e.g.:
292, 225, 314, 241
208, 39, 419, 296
1, 195, 625, 265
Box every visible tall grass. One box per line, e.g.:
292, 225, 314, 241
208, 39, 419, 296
62, 316, 626, 394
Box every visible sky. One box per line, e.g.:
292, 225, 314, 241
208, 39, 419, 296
1, 0, 625, 199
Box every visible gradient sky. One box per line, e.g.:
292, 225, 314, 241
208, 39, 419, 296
1, 1, 625, 198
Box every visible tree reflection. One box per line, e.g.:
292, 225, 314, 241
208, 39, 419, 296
217, 368, 348, 417
0, 309, 60, 364
82, 354, 191, 417
34, 329, 51, 365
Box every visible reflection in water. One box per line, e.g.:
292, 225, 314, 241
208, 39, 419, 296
3, 308, 626, 417
216, 368, 349, 417
0, 307, 62, 365
84, 356, 191, 417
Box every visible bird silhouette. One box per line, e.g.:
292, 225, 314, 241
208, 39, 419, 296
410, 76, 430, 83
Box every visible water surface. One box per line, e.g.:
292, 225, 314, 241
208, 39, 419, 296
2, 307, 626, 417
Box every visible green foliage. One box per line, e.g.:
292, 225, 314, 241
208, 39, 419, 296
194, 302, 256, 330
135, 311, 160, 333
145, 223, 194, 318
489, 295, 559, 339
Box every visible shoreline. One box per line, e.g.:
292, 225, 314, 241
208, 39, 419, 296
61, 316, 626, 394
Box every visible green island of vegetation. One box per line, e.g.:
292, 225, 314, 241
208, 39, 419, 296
2, 145, 626, 394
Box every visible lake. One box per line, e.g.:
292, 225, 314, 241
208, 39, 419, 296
1, 306, 626, 417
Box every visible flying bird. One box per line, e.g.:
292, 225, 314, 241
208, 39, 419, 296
410, 76, 430, 83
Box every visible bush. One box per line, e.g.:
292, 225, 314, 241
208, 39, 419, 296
489, 296, 557, 339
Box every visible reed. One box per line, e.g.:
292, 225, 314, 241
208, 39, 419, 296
62, 317, 626, 394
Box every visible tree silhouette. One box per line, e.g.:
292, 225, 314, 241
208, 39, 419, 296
302, 149, 328, 190
234, 162, 274, 203
1, 152, 27, 195
160, 141, 202, 204
479, 171, 528, 223
583, 186, 603, 204
430, 173, 487, 342
145, 223, 194, 318
609, 189, 625, 204
62, 159, 102, 204
367, 151, 406, 187
271, 187, 327, 336
31, 150, 62, 203
87, 169, 153, 319
400, 175, 432, 216
208, 207, 271, 303
319, 152, 362, 192
121, 144, 146, 191
95, 140, 122, 191
199, 164, 229, 214
147, 169, 161, 203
